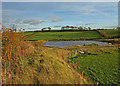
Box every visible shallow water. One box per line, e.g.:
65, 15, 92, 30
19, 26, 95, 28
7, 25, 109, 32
44, 41, 112, 48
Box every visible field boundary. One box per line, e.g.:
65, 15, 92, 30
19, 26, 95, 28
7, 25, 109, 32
24, 32, 40, 39
26, 29, 97, 32
96, 30, 107, 38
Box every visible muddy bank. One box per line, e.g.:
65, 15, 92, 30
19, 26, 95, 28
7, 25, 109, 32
95, 38, 120, 44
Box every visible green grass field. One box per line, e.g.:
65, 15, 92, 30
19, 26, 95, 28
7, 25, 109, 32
24, 32, 35, 36
69, 48, 119, 84
98, 29, 119, 38
26, 31, 103, 40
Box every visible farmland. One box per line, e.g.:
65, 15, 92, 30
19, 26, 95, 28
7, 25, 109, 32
98, 29, 119, 38
24, 32, 35, 36
67, 44, 119, 84
25, 31, 103, 40
2, 27, 119, 84
24, 31, 35, 37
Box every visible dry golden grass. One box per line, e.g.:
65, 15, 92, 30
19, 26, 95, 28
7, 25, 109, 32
2, 25, 92, 84
30, 41, 92, 84
2, 25, 30, 84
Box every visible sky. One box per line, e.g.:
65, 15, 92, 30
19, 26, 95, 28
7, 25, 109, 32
2, 2, 118, 31
2, 0, 119, 2
0, 1, 1, 25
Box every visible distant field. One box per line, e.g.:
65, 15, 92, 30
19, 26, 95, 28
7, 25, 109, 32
98, 29, 119, 38
24, 32, 35, 36
25, 31, 103, 40
69, 46, 118, 84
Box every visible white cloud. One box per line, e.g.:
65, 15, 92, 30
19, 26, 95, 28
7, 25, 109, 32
52, 17, 62, 22
2, 0, 119, 2
2, 17, 45, 26
63, 0, 119, 2
46, 15, 62, 22
54, 2, 117, 17
22, 18, 44, 25
54, 25, 62, 27
0, 1, 2, 24
85, 23, 96, 25
104, 25, 117, 28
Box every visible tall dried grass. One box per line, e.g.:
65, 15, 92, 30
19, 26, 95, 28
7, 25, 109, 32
2, 25, 27, 84
1, 25, 92, 84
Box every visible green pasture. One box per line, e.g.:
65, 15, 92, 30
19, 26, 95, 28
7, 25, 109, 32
25, 31, 103, 40
69, 48, 119, 84
98, 29, 119, 38
24, 32, 35, 36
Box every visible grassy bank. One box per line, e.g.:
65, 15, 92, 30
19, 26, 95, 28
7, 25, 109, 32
96, 38, 120, 44
2, 27, 90, 84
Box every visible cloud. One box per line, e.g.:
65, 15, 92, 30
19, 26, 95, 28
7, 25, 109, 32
52, 17, 62, 22
2, 17, 44, 27
54, 25, 62, 27
0, 2, 2, 23
2, 2, 117, 29
85, 23, 96, 25
2, 0, 119, 2
46, 15, 62, 22
22, 18, 44, 25
2, 17, 24, 25
104, 25, 117, 28
54, 2, 117, 17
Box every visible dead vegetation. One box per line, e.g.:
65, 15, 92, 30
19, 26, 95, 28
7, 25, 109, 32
2, 25, 91, 84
